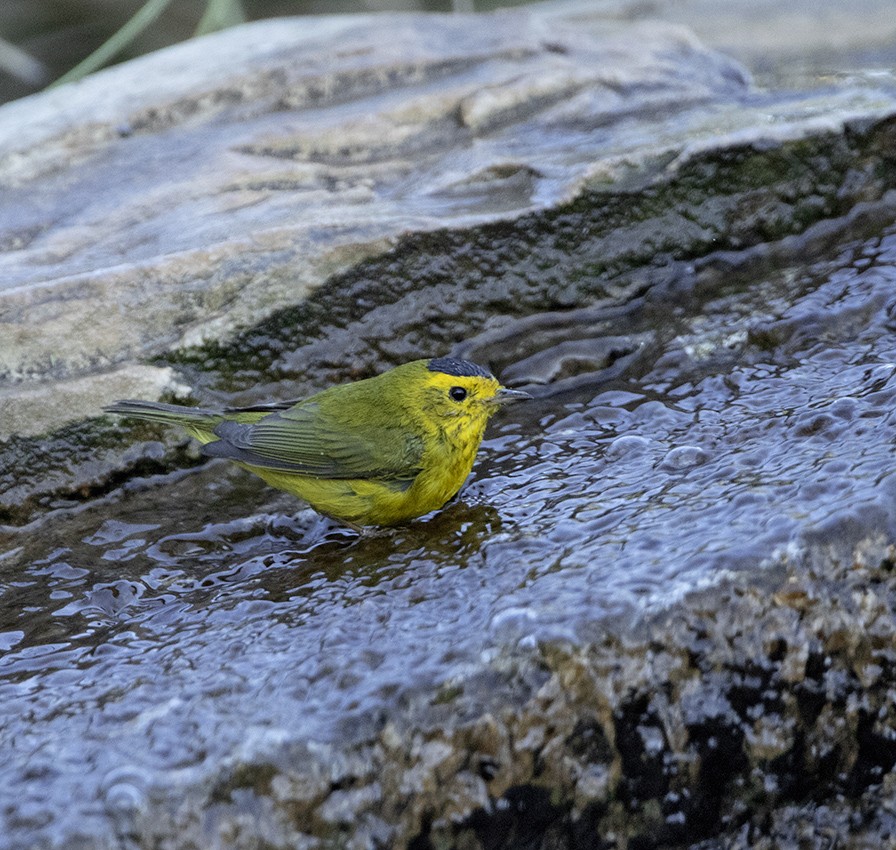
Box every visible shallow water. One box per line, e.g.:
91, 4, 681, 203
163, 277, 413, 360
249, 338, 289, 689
3, 223, 896, 846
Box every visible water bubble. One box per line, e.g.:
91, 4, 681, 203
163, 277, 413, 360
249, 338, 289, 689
659, 445, 711, 470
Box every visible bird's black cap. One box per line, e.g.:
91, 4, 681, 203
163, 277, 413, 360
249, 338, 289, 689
428, 357, 493, 379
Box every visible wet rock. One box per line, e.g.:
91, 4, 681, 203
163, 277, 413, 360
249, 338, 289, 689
0, 364, 188, 439
7, 117, 896, 520
109, 539, 896, 850
0, 9, 749, 394
8, 200, 896, 846
2, 0, 896, 443
4, 1, 896, 849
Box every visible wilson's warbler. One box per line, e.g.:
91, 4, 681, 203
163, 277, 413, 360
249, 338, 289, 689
105, 357, 530, 528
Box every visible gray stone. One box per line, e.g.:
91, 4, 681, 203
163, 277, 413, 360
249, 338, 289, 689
0, 11, 750, 395
4, 2, 896, 849
2, 0, 894, 438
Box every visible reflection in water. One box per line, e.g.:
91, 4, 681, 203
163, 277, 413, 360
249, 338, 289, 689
3, 225, 896, 845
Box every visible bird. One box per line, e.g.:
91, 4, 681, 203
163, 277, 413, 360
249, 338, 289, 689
105, 357, 531, 528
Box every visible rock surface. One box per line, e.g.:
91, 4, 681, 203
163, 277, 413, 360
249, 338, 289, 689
0, 9, 747, 400
614, 0, 896, 87
2, 0, 894, 437
131, 536, 896, 849
3, 2, 896, 850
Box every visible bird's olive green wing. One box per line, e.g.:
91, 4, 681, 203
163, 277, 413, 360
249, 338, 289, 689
201, 403, 425, 482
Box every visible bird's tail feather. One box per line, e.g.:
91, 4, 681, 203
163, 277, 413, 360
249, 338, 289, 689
104, 400, 223, 431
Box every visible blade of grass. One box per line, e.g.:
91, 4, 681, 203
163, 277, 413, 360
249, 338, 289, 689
50, 0, 177, 88
195, 0, 247, 37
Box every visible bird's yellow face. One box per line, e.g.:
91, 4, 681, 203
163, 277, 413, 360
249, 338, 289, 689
419, 370, 502, 424
409, 357, 529, 442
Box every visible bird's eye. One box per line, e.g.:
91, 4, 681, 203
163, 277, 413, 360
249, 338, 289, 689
449, 386, 467, 402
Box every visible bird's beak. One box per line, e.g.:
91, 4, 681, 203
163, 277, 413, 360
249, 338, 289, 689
490, 387, 533, 406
